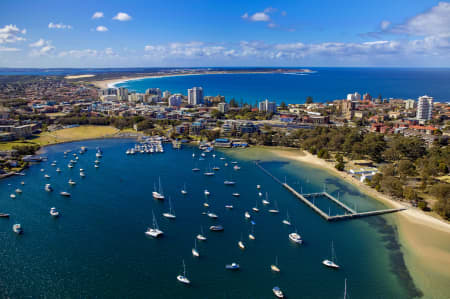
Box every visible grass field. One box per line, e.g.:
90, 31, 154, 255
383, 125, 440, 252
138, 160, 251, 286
0, 125, 120, 150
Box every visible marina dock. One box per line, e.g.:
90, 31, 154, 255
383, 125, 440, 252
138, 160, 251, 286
255, 161, 406, 221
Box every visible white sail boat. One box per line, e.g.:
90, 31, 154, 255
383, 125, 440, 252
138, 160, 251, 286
196, 226, 207, 241
145, 211, 163, 238
289, 228, 303, 244
238, 233, 245, 249
152, 177, 165, 200
192, 239, 200, 257
268, 200, 280, 213
162, 197, 176, 219
176, 260, 191, 284
282, 211, 291, 225
204, 164, 215, 176
181, 183, 187, 195
262, 192, 270, 205
252, 200, 259, 212
249, 226, 256, 240
322, 241, 340, 269
271, 256, 281, 272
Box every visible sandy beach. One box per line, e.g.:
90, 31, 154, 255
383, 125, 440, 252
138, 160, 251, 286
266, 147, 450, 298
90, 69, 313, 89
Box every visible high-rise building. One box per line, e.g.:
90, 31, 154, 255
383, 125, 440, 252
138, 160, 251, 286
416, 95, 433, 121
258, 99, 276, 113
218, 102, 229, 113
363, 93, 372, 101
188, 87, 203, 105
347, 92, 361, 101
163, 90, 171, 98
168, 94, 182, 107
405, 99, 416, 110
117, 87, 128, 101
341, 100, 356, 120
146, 88, 162, 97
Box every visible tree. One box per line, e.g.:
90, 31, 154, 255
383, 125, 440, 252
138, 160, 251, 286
305, 96, 313, 104
398, 160, 416, 179
403, 187, 419, 202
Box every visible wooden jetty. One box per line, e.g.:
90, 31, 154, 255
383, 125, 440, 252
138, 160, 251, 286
255, 161, 406, 222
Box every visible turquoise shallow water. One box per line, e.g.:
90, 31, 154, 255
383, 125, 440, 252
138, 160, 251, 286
0, 139, 420, 298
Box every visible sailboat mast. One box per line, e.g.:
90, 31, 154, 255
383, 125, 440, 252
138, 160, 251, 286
344, 278, 347, 299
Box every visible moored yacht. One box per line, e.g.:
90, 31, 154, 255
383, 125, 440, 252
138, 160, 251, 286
207, 212, 218, 219
322, 241, 340, 269
244, 211, 251, 219
272, 286, 284, 298
60, 191, 71, 197
13, 224, 23, 234
45, 184, 53, 192
204, 189, 210, 196
181, 183, 187, 195
196, 226, 207, 241
289, 232, 303, 244
224, 180, 236, 185
271, 256, 281, 272
152, 177, 165, 200
10, 194, 16, 199
162, 198, 176, 219
15, 188, 22, 194
68, 179, 76, 185
145, 211, 163, 238
192, 239, 200, 257
232, 192, 240, 197
268, 201, 280, 213
176, 260, 190, 285
282, 211, 291, 225
50, 207, 60, 217
209, 225, 224, 231
225, 204, 233, 209
225, 262, 240, 270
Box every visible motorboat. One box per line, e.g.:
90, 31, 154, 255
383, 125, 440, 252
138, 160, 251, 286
233, 165, 241, 170
272, 286, 284, 298
225, 205, 233, 209
60, 191, 71, 197
289, 232, 303, 244
44, 174, 51, 179
15, 188, 22, 194
209, 225, 224, 231
68, 164, 73, 168
244, 211, 251, 219
13, 224, 23, 234
232, 193, 240, 197
10, 194, 16, 199
225, 263, 240, 270
207, 212, 218, 219
204, 190, 210, 196
80, 172, 86, 177
50, 207, 60, 217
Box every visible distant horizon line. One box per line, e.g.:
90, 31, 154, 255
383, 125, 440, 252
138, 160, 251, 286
1, 66, 450, 70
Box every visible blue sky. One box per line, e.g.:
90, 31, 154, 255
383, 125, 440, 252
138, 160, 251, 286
0, 0, 449, 67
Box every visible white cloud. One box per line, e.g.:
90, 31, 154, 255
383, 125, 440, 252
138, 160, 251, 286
0, 46, 20, 52
29, 39, 55, 56
92, 12, 104, 19
250, 12, 270, 22
268, 23, 278, 28
0, 24, 26, 44
58, 48, 116, 58
29, 38, 46, 47
380, 20, 391, 30
96, 26, 108, 32
113, 12, 132, 21
390, 2, 450, 36
241, 13, 249, 19
48, 22, 72, 30
264, 7, 277, 13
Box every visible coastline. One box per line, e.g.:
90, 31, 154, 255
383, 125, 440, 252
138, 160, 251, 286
91, 69, 313, 89
264, 147, 450, 298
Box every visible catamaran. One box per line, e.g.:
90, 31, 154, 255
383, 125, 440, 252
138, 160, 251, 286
145, 211, 163, 238
271, 256, 281, 272
192, 239, 200, 257
152, 177, 165, 200
282, 211, 291, 225
176, 260, 191, 284
162, 198, 176, 219
322, 241, 340, 269
196, 226, 207, 241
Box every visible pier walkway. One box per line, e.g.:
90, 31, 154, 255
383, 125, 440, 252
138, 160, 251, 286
255, 161, 406, 222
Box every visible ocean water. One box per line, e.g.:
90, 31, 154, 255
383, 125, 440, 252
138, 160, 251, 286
0, 139, 421, 298
116, 68, 450, 104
